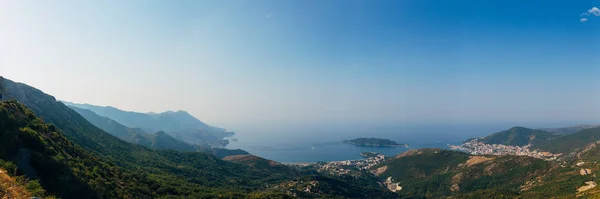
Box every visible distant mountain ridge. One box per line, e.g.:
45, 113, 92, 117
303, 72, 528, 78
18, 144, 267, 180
539, 124, 600, 135
63, 101, 234, 146
67, 105, 198, 151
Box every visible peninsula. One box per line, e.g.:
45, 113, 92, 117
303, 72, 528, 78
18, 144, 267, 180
343, 138, 407, 147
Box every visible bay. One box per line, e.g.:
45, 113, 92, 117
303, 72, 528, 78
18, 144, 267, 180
225, 124, 511, 163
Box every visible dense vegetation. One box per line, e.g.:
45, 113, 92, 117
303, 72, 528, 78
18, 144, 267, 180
0, 100, 157, 198
343, 138, 405, 147
477, 126, 557, 146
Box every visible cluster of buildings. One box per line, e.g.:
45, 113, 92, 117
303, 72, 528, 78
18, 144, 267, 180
317, 153, 387, 175
383, 176, 402, 192
451, 139, 559, 160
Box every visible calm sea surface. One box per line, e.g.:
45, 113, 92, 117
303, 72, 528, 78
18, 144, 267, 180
225, 124, 514, 163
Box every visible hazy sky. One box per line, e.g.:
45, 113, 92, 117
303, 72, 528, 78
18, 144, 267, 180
2, 0, 600, 127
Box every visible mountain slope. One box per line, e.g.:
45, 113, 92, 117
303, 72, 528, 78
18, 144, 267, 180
64, 101, 234, 146
68, 105, 198, 151
0, 77, 294, 197
477, 126, 557, 146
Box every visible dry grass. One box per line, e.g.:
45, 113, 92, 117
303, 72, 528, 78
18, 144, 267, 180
465, 156, 495, 167
0, 169, 32, 199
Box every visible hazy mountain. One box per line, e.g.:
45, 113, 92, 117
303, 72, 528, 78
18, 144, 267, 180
67, 105, 148, 140
539, 124, 600, 135
63, 101, 234, 146
476, 126, 557, 146
68, 105, 199, 151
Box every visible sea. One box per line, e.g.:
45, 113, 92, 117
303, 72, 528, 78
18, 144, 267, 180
225, 123, 516, 163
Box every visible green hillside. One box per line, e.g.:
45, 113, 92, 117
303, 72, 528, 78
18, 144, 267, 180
477, 126, 557, 146
0, 100, 156, 198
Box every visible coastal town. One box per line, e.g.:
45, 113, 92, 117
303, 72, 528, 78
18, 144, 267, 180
316, 152, 387, 176
280, 152, 402, 195
450, 139, 560, 160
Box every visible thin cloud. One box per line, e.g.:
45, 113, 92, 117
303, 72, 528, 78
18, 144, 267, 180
589, 7, 600, 16
579, 7, 600, 22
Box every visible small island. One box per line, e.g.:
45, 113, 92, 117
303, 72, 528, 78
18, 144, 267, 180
343, 138, 407, 147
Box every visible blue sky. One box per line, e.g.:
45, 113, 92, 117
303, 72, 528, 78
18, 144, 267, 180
1, 0, 600, 127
